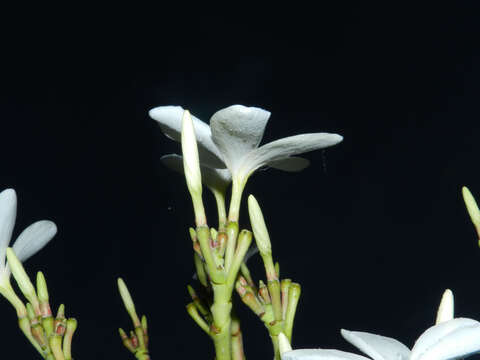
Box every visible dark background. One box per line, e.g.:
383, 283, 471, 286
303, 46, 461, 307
1, 3, 480, 359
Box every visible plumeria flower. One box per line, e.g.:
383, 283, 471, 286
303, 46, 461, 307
0, 188, 57, 316
150, 105, 343, 221
280, 290, 480, 360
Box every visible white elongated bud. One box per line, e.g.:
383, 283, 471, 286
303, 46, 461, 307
436, 289, 454, 324
117, 278, 140, 327
462, 187, 480, 227
278, 332, 293, 354
181, 110, 206, 226
181, 110, 202, 196
248, 195, 272, 255
6, 248, 39, 313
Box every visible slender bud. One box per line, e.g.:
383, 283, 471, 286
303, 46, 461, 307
6, 248, 40, 315
436, 289, 454, 324
463, 187, 480, 226
278, 332, 293, 354
181, 110, 206, 226
36, 272, 48, 304
117, 278, 141, 327
36, 272, 52, 317
463, 186, 480, 245
248, 195, 272, 255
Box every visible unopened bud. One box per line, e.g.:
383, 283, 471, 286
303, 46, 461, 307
436, 289, 454, 324
247, 195, 272, 255
181, 110, 206, 226
6, 248, 40, 314
118, 278, 140, 327
463, 187, 480, 226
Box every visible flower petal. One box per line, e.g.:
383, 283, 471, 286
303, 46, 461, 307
0, 189, 17, 268
341, 329, 410, 360
161, 154, 231, 191
149, 106, 225, 168
281, 349, 370, 360
12, 221, 57, 263
411, 318, 480, 360
238, 133, 343, 179
267, 157, 310, 172
210, 105, 271, 172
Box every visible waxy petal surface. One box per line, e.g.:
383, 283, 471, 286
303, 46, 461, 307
210, 105, 270, 172
0, 189, 17, 268
282, 349, 370, 360
12, 220, 57, 263
161, 154, 231, 190
341, 329, 410, 360
150, 106, 224, 168
239, 133, 343, 178
411, 318, 480, 360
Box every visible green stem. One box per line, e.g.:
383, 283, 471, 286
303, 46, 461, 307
270, 334, 280, 360
212, 320, 232, 360
228, 178, 246, 223
210, 187, 227, 230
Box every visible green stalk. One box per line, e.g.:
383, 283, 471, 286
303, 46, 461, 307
210, 187, 227, 230
270, 334, 280, 360
224, 222, 239, 272
197, 226, 225, 284
228, 178, 247, 223
284, 283, 301, 342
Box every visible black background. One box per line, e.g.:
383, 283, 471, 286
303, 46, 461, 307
1, 3, 480, 359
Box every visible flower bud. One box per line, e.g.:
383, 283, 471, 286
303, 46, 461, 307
117, 278, 140, 327
463, 187, 480, 226
247, 195, 272, 255
6, 248, 40, 314
181, 110, 206, 226
436, 289, 454, 324
36, 272, 49, 304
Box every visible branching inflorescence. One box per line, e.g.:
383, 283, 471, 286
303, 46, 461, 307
3, 104, 480, 360
151, 104, 342, 360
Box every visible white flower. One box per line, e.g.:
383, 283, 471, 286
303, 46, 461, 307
0, 188, 57, 314
150, 105, 343, 220
281, 290, 480, 360
282, 319, 480, 360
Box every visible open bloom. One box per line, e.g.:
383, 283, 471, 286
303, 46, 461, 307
0, 188, 57, 314
281, 290, 480, 360
151, 105, 343, 220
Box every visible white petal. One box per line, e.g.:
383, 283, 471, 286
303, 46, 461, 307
149, 106, 225, 168
238, 133, 343, 179
411, 318, 480, 360
435, 289, 454, 324
341, 329, 410, 360
0, 189, 17, 268
210, 105, 270, 172
161, 154, 231, 190
12, 221, 57, 263
282, 349, 370, 360
268, 157, 311, 172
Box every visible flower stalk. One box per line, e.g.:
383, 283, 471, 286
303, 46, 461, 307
117, 278, 150, 360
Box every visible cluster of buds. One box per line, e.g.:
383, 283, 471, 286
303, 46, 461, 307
117, 278, 150, 360
232, 195, 302, 359
235, 267, 301, 346
6, 248, 77, 360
